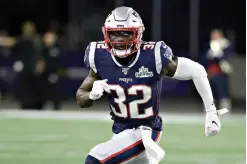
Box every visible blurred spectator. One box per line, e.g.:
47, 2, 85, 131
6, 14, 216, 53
0, 30, 11, 100
38, 31, 63, 110
0, 21, 44, 109
203, 29, 234, 111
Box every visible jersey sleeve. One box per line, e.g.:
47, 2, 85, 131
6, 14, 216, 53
154, 41, 174, 74
84, 42, 97, 73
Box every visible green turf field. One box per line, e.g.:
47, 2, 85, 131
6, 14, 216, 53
0, 111, 245, 164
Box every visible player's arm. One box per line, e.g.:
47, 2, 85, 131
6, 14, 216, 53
158, 41, 226, 136
158, 41, 215, 112
161, 54, 216, 113
76, 42, 109, 108
76, 69, 99, 108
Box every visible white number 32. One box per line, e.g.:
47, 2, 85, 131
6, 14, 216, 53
106, 85, 154, 119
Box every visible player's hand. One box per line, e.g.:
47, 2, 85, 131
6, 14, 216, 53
205, 111, 221, 137
205, 108, 229, 137
89, 79, 108, 100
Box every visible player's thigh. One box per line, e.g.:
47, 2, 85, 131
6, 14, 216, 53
129, 130, 162, 164
89, 128, 161, 164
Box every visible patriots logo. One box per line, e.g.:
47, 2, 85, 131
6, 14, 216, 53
164, 47, 173, 61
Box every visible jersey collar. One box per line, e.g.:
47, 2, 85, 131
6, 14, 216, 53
110, 49, 140, 68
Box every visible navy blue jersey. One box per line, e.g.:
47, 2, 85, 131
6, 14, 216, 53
84, 41, 174, 133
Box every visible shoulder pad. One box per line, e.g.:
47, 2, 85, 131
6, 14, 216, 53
153, 41, 174, 74
84, 42, 97, 73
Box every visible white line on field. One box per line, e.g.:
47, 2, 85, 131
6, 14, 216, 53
0, 109, 244, 124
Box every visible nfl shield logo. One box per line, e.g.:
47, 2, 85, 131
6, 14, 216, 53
122, 68, 129, 75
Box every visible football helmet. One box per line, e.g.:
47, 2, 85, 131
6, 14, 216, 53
102, 6, 145, 57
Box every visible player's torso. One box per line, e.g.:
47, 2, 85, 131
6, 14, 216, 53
92, 41, 163, 132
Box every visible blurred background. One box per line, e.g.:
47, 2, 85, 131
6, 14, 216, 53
0, 0, 245, 164
0, 0, 245, 112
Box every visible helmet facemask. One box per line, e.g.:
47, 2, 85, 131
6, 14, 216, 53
103, 27, 144, 58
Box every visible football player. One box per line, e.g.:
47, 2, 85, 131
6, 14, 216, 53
76, 6, 226, 164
